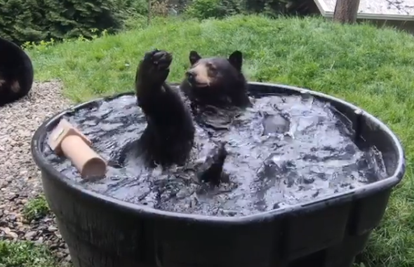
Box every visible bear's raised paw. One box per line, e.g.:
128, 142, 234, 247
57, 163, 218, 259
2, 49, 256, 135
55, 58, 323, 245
143, 49, 172, 72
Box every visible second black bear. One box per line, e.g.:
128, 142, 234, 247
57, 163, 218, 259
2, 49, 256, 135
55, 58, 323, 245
0, 37, 34, 107
180, 50, 251, 109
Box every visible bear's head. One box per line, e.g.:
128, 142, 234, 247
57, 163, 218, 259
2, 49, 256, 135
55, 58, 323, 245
181, 50, 251, 108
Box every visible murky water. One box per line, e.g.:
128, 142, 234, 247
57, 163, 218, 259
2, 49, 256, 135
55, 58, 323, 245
41, 87, 387, 217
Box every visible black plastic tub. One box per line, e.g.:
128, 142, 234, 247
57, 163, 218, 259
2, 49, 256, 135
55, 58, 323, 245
31, 82, 405, 267
0, 37, 34, 106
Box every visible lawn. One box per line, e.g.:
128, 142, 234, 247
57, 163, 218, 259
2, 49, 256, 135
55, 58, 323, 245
12, 14, 414, 266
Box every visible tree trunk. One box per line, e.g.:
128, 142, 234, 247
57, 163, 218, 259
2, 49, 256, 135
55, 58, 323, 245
147, 0, 151, 25
333, 0, 361, 24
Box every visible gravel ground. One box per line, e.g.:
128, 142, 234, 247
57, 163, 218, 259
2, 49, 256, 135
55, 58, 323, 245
0, 81, 72, 265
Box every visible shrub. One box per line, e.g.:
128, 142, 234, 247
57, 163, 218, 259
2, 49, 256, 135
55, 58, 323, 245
0, 0, 147, 46
115, 0, 149, 20
184, 0, 245, 20
247, 0, 315, 17
0, 0, 49, 44
182, 0, 314, 20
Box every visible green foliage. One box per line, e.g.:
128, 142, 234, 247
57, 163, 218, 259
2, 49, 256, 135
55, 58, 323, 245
0, 0, 312, 44
184, 0, 245, 20
0, 0, 48, 43
114, 0, 148, 22
245, 0, 308, 15
245, 0, 286, 14
22, 195, 50, 222
0, 241, 56, 267
183, 0, 312, 20
0, 0, 146, 46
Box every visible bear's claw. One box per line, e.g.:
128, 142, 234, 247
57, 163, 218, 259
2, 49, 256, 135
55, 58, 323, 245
143, 49, 172, 71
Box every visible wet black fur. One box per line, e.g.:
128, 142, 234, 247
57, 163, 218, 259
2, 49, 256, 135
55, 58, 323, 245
180, 50, 251, 109
135, 50, 195, 167
0, 37, 34, 107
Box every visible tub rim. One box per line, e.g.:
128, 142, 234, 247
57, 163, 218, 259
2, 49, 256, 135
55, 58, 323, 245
31, 81, 406, 224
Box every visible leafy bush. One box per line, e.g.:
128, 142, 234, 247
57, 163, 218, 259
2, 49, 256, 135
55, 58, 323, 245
184, 0, 244, 20
247, 0, 315, 17
0, 0, 147, 46
116, 0, 149, 20
183, 0, 313, 20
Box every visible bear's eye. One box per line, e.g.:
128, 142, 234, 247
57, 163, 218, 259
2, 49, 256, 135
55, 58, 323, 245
208, 68, 218, 77
207, 63, 217, 76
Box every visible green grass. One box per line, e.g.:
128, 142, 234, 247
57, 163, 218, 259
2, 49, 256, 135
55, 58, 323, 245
22, 195, 50, 222
0, 240, 57, 267
0, 197, 53, 267
21, 14, 414, 266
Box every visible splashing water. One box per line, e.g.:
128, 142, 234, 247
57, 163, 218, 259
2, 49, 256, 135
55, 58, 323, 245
41, 87, 387, 217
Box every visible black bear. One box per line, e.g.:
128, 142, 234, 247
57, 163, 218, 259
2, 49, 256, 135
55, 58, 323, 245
180, 50, 251, 109
133, 49, 229, 186
0, 37, 34, 107
177, 50, 252, 184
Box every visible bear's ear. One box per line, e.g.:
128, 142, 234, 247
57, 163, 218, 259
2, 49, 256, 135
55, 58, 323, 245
189, 51, 202, 65
228, 51, 243, 71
